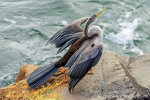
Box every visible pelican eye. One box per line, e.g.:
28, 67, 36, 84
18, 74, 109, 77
91, 44, 94, 47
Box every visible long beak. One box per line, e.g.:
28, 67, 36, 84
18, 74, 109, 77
96, 8, 106, 18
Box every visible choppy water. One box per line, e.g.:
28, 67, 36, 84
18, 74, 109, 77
0, 0, 150, 88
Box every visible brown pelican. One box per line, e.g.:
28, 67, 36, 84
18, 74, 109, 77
27, 9, 105, 91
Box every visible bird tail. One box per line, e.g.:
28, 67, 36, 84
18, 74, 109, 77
27, 62, 60, 89
69, 77, 83, 92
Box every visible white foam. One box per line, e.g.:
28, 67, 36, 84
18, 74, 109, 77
105, 18, 140, 46
0, 1, 33, 6
3, 18, 16, 24
125, 12, 131, 18
61, 20, 68, 26
105, 12, 144, 54
130, 47, 144, 55
9, 41, 32, 57
0, 72, 18, 80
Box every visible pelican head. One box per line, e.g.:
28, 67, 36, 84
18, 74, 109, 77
89, 25, 103, 40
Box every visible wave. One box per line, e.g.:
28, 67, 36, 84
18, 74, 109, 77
0, 72, 18, 88
105, 18, 140, 46
105, 12, 143, 55
3, 18, 16, 24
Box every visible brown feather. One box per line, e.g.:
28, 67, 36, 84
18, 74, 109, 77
56, 36, 87, 66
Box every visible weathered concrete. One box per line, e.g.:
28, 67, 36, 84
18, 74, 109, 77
0, 51, 150, 100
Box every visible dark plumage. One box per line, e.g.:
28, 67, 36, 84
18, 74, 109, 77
47, 17, 89, 54
66, 33, 103, 91
27, 9, 105, 92
27, 17, 89, 89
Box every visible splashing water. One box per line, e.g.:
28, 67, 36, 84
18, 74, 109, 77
106, 18, 140, 46
105, 12, 144, 55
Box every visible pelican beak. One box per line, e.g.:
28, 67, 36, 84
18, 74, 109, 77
96, 8, 106, 18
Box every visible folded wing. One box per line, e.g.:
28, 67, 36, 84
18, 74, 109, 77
66, 40, 103, 91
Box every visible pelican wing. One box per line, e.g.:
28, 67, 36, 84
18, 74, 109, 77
64, 43, 86, 68
48, 17, 89, 53
67, 42, 103, 91
56, 32, 83, 54
68, 44, 103, 78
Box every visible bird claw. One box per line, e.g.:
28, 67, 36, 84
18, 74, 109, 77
87, 69, 93, 75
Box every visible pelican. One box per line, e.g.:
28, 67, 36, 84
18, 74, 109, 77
27, 9, 105, 91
